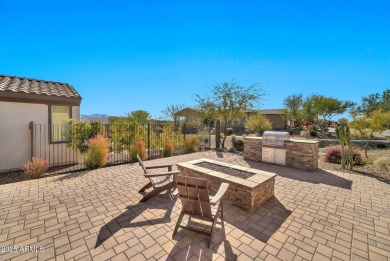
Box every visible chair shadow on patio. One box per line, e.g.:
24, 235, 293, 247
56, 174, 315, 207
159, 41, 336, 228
246, 160, 353, 189
165, 197, 290, 260
225, 196, 292, 243
167, 216, 238, 261
95, 192, 176, 248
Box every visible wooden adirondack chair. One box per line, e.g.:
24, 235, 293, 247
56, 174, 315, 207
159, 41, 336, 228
137, 154, 180, 202
173, 175, 229, 248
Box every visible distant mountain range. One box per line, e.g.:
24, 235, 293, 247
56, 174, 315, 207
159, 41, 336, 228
80, 114, 111, 124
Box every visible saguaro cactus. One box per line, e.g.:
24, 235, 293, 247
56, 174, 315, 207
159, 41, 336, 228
215, 119, 221, 150
336, 123, 353, 170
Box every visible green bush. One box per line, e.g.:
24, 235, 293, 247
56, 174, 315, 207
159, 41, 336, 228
65, 120, 103, 154
130, 140, 147, 161
84, 135, 109, 169
245, 113, 272, 135
183, 136, 199, 154
226, 128, 234, 136
309, 129, 317, 137
23, 157, 49, 179
232, 138, 244, 151
162, 140, 174, 157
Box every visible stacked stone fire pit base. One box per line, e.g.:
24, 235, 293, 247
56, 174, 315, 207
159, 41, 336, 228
177, 158, 276, 213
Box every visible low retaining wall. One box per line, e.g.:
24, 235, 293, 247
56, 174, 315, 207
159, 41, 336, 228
243, 137, 319, 171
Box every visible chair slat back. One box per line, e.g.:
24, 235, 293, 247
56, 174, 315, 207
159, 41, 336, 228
138, 154, 159, 189
137, 154, 149, 175
175, 175, 212, 218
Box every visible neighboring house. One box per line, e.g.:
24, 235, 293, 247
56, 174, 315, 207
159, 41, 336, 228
247, 109, 287, 130
173, 108, 202, 125
0, 75, 82, 171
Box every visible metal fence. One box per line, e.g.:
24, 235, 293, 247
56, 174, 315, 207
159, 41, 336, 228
30, 121, 213, 174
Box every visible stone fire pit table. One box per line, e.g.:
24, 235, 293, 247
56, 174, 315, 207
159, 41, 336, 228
177, 158, 277, 213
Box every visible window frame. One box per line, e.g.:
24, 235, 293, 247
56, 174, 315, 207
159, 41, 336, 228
48, 105, 72, 144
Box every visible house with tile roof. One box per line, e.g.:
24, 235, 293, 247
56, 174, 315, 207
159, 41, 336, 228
0, 74, 82, 171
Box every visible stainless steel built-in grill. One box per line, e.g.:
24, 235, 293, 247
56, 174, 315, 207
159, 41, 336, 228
262, 131, 289, 165
262, 131, 290, 147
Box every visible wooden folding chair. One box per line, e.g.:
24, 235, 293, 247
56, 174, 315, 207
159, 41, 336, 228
137, 154, 180, 202
173, 175, 229, 248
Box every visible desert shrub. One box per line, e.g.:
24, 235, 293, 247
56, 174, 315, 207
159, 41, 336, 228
162, 140, 174, 157
323, 146, 363, 165
373, 157, 390, 171
231, 134, 237, 139
245, 113, 272, 135
309, 129, 317, 137
84, 135, 109, 169
23, 157, 49, 179
66, 120, 103, 154
183, 136, 199, 154
130, 140, 147, 161
226, 128, 234, 136
232, 138, 244, 152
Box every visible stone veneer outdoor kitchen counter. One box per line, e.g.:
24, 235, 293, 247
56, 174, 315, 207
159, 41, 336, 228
243, 136, 319, 171
177, 158, 276, 213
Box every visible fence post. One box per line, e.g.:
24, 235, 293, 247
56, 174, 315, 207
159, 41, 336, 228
215, 119, 220, 149
183, 123, 186, 140
208, 123, 211, 149
147, 123, 151, 158
29, 121, 34, 160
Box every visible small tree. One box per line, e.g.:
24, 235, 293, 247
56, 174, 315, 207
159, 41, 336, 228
302, 94, 320, 124
314, 95, 353, 133
245, 113, 272, 135
127, 110, 151, 124
350, 109, 390, 158
161, 104, 186, 124
356, 89, 390, 116
196, 81, 263, 148
283, 93, 304, 128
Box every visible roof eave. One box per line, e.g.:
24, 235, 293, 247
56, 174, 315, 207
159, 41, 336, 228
0, 91, 81, 106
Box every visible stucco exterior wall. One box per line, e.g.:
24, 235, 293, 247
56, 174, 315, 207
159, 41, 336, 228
264, 114, 286, 130
72, 106, 80, 121
0, 102, 80, 171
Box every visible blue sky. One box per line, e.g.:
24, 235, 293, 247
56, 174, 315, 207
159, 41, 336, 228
1, 0, 389, 119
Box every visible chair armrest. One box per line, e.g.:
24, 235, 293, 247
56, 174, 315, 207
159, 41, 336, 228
172, 188, 179, 197
210, 183, 229, 205
144, 170, 180, 177
145, 164, 173, 171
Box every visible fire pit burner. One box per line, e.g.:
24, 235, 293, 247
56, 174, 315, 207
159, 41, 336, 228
195, 162, 255, 179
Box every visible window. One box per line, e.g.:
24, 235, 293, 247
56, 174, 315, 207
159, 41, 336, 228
50, 105, 71, 143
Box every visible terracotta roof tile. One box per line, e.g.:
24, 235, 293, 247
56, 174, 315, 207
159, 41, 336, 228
0, 75, 81, 99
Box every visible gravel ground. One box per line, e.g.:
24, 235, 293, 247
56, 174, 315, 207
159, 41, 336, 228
0, 170, 26, 185
319, 148, 390, 181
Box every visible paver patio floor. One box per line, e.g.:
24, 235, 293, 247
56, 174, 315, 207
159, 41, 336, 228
1, 151, 390, 261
